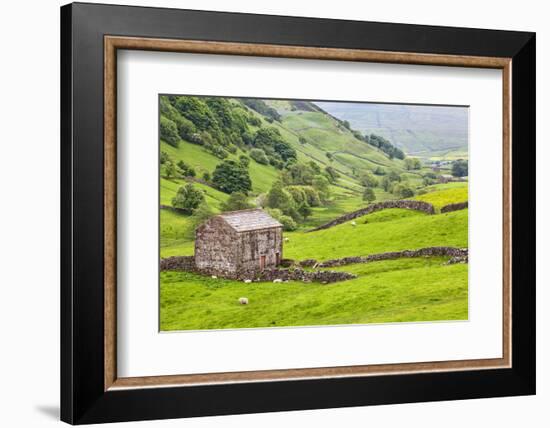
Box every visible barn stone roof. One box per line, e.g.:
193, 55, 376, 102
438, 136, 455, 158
218, 209, 282, 232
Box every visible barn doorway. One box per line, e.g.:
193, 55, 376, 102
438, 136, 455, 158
275, 252, 281, 266
260, 255, 266, 270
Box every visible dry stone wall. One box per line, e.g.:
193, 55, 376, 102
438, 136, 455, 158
159, 256, 356, 283
296, 246, 468, 268
160, 255, 196, 271
309, 200, 436, 232
441, 201, 468, 213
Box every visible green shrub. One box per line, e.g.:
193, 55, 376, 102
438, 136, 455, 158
286, 186, 307, 205
238, 154, 250, 167
278, 215, 297, 231
160, 116, 180, 147
249, 148, 269, 165
363, 187, 376, 203
324, 166, 340, 183
405, 157, 422, 170
393, 183, 415, 199
360, 172, 379, 188
164, 161, 176, 178
177, 116, 197, 141
301, 186, 321, 207
171, 184, 205, 214
312, 175, 330, 201
221, 192, 254, 212
373, 166, 386, 176
160, 151, 171, 164
177, 160, 196, 177
212, 160, 252, 194
452, 159, 468, 177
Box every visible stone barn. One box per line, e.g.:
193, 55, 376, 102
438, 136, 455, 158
194, 209, 283, 278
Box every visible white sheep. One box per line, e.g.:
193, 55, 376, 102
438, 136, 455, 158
211, 275, 218, 279
351, 221, 357, 227
238, 297, 249, 305
243, 279, 252, 284
284, 237, 290, 242
273, 278, 283, 283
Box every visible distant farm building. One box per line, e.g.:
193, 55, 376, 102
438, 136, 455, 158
438, 174, 454, 183
194, 209, 283, 277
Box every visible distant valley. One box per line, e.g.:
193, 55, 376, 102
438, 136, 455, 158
315, 102, 468, 159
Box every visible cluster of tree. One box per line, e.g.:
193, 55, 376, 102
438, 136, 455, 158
358, 168, 415, 201
365, 134, 406, 160
358, 171, 378, 202
261, 162, 335, 230
160, 95, 298, 169
380, 171, 415, 198
422, 171, 438, 186
264, 182, 319, 230
160, 96, 255, 159
280, 162, 333, 198
250, 127, 297, 169
240, 98, 281, 122
160, 152, 196, 179
404, 157, 422, 170
451, 159, 468, 177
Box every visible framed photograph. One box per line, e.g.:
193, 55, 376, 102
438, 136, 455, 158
61, 2, 535, 424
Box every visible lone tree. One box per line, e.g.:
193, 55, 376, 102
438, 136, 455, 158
171, 183, 205, 214
164, 161, 176, 178
452, 159, 468, 177
360, 172, 379, 188
212, 159, 252, 194
363, 187, 376, 203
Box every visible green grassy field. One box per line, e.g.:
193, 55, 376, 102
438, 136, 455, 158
284, 209, 467, 261
161, 187, 468, 330
414, 183, 468, 210
161, 257, 467, 330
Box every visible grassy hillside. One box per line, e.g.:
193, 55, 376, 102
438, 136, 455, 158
315, 101, 468, 159
284, 209, 467, 261
414, 184, 468, 210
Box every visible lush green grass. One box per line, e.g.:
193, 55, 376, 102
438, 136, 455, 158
284, 209, 468, 261
158, 102, 470, 331
160, 177, 229, 210
160, 210, 195, 256
160, 257, 468, 330
161, 139, 279, 194
160, 187, 469, 330
414, 184, 468, 209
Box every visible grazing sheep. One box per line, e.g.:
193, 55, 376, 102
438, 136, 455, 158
211, 275, 217, 279
351, 221, 357, 227
238, 297, 249, 305
284, 237, 290, 242
243, 279, 252, 283
273, 278, 282, 283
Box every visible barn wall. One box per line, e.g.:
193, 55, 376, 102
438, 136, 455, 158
238, 227, 283, 273
194, 217, 239, 274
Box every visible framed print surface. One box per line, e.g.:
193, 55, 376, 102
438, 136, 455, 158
61, 2, 535, 424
